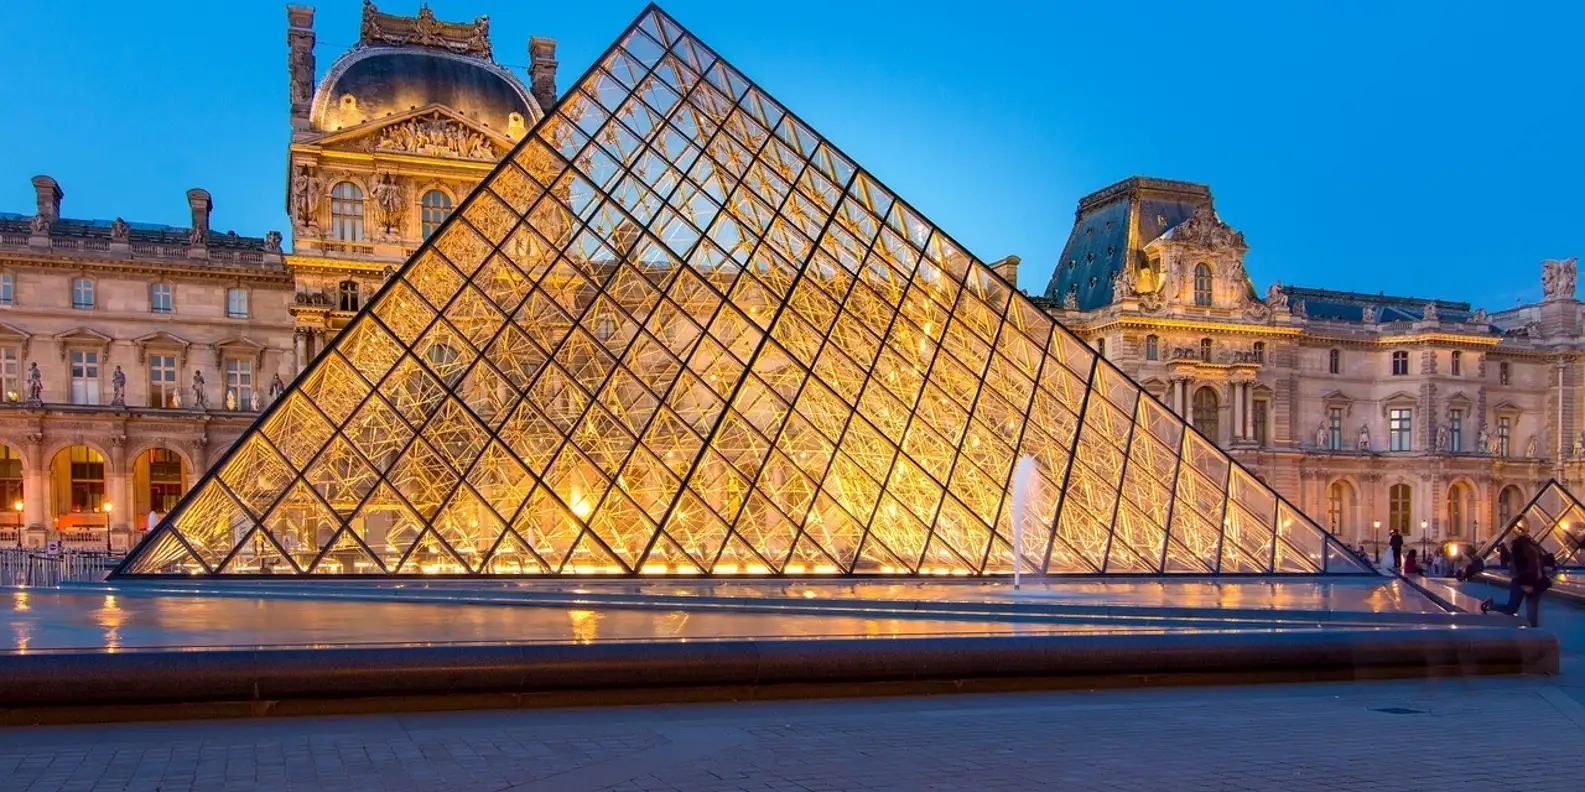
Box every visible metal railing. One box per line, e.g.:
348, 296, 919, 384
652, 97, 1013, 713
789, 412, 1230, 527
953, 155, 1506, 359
0, 548, 116, 586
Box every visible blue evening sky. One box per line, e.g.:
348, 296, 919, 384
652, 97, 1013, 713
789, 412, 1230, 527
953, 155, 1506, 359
1, 1, 1578, 309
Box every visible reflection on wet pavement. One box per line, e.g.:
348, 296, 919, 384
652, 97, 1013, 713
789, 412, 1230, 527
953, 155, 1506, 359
0, 589, 1389, 654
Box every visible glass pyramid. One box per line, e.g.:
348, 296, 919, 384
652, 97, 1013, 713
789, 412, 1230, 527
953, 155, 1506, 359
1480, 480, 1585, 569
114, 5, 1369, 578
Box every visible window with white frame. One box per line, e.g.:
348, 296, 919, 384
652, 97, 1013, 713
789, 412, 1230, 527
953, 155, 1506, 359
421, 190, 453, 240
1389, 408, 1412, 451
1252, 341, 1265, 363
71, 278, 94, 310
330, 182, 365, 242
150, 283, 173, 314
0, 273, 13, 306
338, 280, 360, 312
1497, 416, 1511, 457
69, 349, 99, 405
1449, 409, 1463, 452
1328, 407, 1344, 450
1199, 338, 1212, 362
0, 347, 17, 402
224, 358, 253, 410
226, 288, 249, 319
148, 354, 178, 408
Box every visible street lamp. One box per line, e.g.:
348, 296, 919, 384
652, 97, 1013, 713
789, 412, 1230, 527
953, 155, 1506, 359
1372, 520, 1382, 564
1420, 519, 1430, 559
101, 501, 113, 553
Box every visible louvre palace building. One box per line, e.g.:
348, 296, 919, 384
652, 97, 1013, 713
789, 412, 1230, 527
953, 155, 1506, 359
0, 3, 1577, 563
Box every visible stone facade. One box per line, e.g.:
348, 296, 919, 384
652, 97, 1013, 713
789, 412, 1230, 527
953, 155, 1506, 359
0, 2, 557, 550
1038, 177, 1581, 557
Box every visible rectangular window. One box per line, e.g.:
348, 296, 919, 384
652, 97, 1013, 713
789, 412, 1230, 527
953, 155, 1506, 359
1498, 416, 1511, 457
69, 350, 99, 405
0, 347, 17, 403
1450, 351, 1462, 376
1328, 349, 1340, 374
1253, 400, 1268, 446
1389, 408, 1412, 451
1499, 362, 1511, 386
227, 288, 249, 319
1449, 409, 1463, 453
1328, 407, 1343, 450
68, 446, 105, 513
150, 284, 173, 314
148, 354, 178, 408
1391, 350, 1408, 376
225, 358, 253, 410
0, 273, 13, 306
71, 278, 94, 310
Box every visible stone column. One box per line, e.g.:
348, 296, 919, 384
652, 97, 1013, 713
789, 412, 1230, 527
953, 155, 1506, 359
1231, 383, 1243, 440
107, 436, 130, 534
1242, 382, 1255, 439
23, 433, 45, 533
294, 329, 308, 374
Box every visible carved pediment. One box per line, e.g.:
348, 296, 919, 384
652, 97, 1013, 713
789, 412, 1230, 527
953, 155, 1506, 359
54, 327, 112, 361
1492, 400, 1522, 418
1444, 391, 1474, 408
215, 336, 268, 369
1381, 390, 1418, 415
317, 106, 510, 161
0, 321, 32, 344
134, 331, 192, 365
1160, 204, 1248, 251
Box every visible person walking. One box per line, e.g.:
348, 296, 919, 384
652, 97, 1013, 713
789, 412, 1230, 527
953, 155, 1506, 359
1481, 525, 1550, 627
1388, 529, 1404, 570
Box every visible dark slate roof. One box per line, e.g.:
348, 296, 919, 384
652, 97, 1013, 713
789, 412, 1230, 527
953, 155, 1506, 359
317, 49, 533, 134
1044, 177, 1210, 309
1283, 286, 1491, 329
0, 213, 270, 251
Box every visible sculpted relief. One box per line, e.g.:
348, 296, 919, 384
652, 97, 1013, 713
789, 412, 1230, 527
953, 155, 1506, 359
373, 115, 496, 160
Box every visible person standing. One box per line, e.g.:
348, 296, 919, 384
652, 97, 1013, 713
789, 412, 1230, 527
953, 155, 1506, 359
1388, 529, 1404, 570
1481, 525, 1550, 627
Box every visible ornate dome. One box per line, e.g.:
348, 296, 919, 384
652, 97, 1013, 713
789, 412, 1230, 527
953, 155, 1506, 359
311, 46, 539, 136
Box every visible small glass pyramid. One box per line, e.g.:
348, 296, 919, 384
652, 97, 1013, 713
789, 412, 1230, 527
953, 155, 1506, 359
1480, 480, 1585, 569
114, 5, 1370, 578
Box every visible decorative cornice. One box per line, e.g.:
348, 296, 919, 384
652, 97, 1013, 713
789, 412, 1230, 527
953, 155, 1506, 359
0, 249, 290, 285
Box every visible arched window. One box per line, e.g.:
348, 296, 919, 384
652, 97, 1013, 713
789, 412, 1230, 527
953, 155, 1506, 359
1252, 341, 1266, 363
1192, 387, 1219, 440
1199, 337, 1213, 362
1193, 263, 1212, 306
1389, 483, 1412, 534
1327, 481, 1350, 535
1497, 485, 1523, 534
1145, 335, 1158, 361
1328, 348, 1340, 374
338, 280, 360, 312
1446, 483, 1470, 538
330, 182, 365, 242
421, 190, 453, 240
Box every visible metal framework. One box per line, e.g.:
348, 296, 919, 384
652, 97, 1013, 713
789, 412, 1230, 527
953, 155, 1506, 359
114, 5, 1369, 578
1479, 479, 1585, 569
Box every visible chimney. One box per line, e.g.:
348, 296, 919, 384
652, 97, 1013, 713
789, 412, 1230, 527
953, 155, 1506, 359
287, 6, 317, 133
990, 255, 1021, 288
529, 37, 559, 112
187, 188, 212, 258
31, 175, 62, 221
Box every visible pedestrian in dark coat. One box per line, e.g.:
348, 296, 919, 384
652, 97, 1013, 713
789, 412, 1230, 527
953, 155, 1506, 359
1388, 529, 1404, 570
1481, 525, 1550, 627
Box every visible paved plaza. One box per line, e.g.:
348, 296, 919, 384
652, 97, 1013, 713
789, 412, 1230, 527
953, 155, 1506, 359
0, 581, 1579, 792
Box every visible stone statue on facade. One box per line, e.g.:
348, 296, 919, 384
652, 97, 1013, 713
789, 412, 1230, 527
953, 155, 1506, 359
1477, 425, 1491, 455
1563, 257, 1579, 299
225, 390, 237, 411
25, 362, 42, 404
1062, 290, 1078, 310
1577, 430, 1585, 459
291, 166, 321, 227
1435, 425, 1448, 452
1472, 307, 1488, 324
187, 224, 207, 247
1525, 434, 1538, 458
1265, 282, 1289, 311
251, 390, 262, 411
1315, 422, 1329, 450
110, 365, 126, 407
1111, 266, 1134, 299
110, 218, 130, 243
264, 230, 282, 254
1361, 304, 1376, 323
269, 374, 286, 402
28, 214, 49, 236
191, 370, 208, 410
1422, 302, 1438, 321
1357, 424, 1370, 451
371, 172, 405, 234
